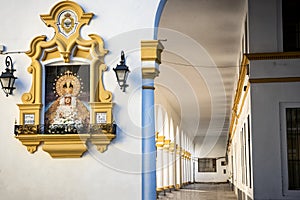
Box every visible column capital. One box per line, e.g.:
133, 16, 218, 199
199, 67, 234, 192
141, 40, 164, 80
142, 67, 160, 79
156, 135, 165, 148
141, 40, 164, 63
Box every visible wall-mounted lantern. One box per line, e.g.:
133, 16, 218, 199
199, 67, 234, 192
0, 56, 17, 97
113, 51, 130, 92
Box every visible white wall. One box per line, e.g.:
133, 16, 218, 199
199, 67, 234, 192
251, 79, 300, 200
0, 0, 163, 200
228, 59, 300, 200
248, 0, 282, 52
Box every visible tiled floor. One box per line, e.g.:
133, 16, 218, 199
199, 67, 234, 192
158, 183, 237, 200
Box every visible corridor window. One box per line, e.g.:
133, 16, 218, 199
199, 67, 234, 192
282, 0, 300, 51
198, 158, 216, 172
286, 108, 300, 190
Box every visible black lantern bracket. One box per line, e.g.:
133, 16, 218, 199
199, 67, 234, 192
0, 56, 17, 97
113, 51, 130, 92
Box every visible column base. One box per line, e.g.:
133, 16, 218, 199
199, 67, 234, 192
168, 185, 175, 189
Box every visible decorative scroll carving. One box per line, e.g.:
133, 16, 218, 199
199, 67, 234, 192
90, 134, 116, 153
19, 1, 112, 124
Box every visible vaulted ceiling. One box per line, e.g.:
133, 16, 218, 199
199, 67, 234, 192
156, 0, 246, 157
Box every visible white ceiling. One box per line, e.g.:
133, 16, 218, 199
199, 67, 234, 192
156, 0, 246, 156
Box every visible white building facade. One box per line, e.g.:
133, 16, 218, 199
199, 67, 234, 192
227, 0, 300, 199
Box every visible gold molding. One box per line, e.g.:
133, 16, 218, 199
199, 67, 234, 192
41, 134, 90, 158
164, 139, 170, 145
15, 134, 41, 153
20, 1, 111, 124
228, 52, 300, 150
169, 185, 175, 189
157, 135, 165, 143
249, 77, 300, 83
141, 40, 164, 63
41, 47, 60, 61
156, 135, 165, 148
16, 1, 115, 158
236, 82, 250, 120
89, 102, 113, 124
90, 134, 116, 153
142, 67, 160, 79
163, 139, 170, 150
176, 145, 181, 155
17, 104, 42, 125
227, 55, 249, 148
169, 142, 175, 152
246, 52, 300, 60
141, 40, 163, 80
16, 134, 115, 158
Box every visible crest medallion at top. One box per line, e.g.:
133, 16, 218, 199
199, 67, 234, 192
57, 10, 78, 38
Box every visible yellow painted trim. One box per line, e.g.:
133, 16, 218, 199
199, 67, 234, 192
41, 47, 60, 61
41, 134, 90, 158
156, 135, 165, 148
19, 1, 111, 123
249, 77, 300, 83
89, 102, 113, 124
14, 134, 41, 153
155, 132, 160, 139
156, 135, 165, 143
16, 134, 115, 158
169, 142, 175, 152
142, 67, 160, 79
227, 57, 300, 149
17, 104, 42, 125
73, 46, 91, 60
246, 52, 300, 60
164, 139, 170, 145
141, 40, 163, 80
141, 40, 164, 63
90, 134, 116, 153
163, 139, 170, 150
16, 1, 115, 158
227, 55, 249, 148
237, 82, 250, 119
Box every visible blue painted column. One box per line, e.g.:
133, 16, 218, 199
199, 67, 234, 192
142, 79, 156, 200
141, 40, 163, 200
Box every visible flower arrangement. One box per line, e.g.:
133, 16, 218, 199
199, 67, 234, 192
48, 96, 83, 134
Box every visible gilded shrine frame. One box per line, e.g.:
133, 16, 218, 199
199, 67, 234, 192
15, 1, 115, 158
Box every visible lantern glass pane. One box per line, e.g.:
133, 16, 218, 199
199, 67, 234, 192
117, 70, 126, 81
0, 77, 10, 89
